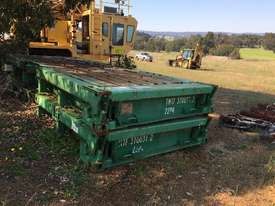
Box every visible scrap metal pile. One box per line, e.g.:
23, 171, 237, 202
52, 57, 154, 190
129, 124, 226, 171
221, 104, 275, 140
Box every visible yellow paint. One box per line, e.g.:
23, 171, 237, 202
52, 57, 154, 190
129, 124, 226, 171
29, 2, 137, 63
47, 21, 70, 46
113, 47, 124, 55
169, 44, 203, 69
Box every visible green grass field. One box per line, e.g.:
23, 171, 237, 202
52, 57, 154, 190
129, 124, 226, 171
240, 48, 275, 60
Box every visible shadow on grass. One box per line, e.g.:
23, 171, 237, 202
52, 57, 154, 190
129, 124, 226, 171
0, 98, 84, 205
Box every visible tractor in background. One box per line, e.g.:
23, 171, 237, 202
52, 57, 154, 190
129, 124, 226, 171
168, 44, 203, 69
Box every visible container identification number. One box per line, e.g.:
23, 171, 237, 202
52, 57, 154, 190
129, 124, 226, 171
164, 96, 195, 115
118, 134, 154, 154
166, 96, 195, 106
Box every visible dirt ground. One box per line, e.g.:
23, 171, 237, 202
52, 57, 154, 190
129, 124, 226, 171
1, 57, 275, 206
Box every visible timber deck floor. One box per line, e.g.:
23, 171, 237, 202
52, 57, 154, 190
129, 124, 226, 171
27, 56, 189, 87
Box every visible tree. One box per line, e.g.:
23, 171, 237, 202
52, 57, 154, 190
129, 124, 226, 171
0, 0, 54, 46
165, 41, 176, 52
174, 38, 186, 51
185, 35, 203, 50
203, 32, 215, 54
145, 39, 156, 52
134, 31, 263, 55
0, 0, 89, 64
0, 0, 55, 65
64, 0, 90, 12
229, 48, 241, 59
154, 38, 166, 52
263, 33, 275, 52
209, 44, 235, 56
134, 31, 151, 50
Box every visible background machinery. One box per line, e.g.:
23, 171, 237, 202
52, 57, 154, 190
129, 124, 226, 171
168, 44, 203, 69
29, 0, 137, 65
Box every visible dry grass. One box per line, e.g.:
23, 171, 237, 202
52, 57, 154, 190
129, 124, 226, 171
131, 51, 275, 95
130, 51, 275, 206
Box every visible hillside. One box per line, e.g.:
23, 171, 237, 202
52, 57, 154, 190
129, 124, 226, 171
140, 30, 264, 39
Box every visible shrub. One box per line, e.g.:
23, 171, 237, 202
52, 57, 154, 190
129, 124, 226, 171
0, 42, 20, 67
263, 33, 275, 52
229, 48, 241, 59
209, 44, 235, 56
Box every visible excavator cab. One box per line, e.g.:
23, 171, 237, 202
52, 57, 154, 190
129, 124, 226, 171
182, 49, 195, 60
76, 15, 90, 54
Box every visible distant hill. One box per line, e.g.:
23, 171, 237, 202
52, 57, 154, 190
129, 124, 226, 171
139, 30, 264, 39
139, 31, 208, 38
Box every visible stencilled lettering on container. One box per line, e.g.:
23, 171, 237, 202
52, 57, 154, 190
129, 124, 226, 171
164, 107, 175, 115
164, 96, 196, 115
166, 96, 196, 106
118, 134, 154, 149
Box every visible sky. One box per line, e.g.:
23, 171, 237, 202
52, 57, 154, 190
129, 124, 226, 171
131, 0, 275, 33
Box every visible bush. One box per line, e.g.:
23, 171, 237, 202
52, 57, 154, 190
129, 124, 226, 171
0, 42, 20, 66
229, 48, 241, 59
209, 44, 240, 59
0, 43, 10, 66
209, 44, 235, 56
263, 33, 275, 52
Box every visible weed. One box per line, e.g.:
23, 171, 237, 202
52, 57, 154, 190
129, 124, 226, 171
132, 164, 146, 177
50, 164, 88, 199
0, 120, 7, 130
264, 155, 275, 185
35, 128, 79, 157
5, 162, 28, 177
15, 141, 42, 161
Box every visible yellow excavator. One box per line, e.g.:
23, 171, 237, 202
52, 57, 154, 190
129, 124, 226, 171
168, 44, 203, 69
29, 0, 137, 65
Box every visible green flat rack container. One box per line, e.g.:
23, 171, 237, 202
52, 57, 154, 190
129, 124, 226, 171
9, 56, 217, 169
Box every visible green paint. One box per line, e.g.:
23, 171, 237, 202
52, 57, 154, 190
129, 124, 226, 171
10, 56, 217, 169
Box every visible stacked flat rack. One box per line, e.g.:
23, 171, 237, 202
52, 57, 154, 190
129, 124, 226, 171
10, 56, 217, 169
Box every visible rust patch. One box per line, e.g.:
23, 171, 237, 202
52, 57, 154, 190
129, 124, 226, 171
120, 103, 133, 115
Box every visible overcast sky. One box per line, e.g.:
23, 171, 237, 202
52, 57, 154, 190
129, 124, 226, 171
131, 0, 274, 33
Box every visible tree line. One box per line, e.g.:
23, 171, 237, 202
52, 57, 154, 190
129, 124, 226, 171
134, 31, 275, 58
